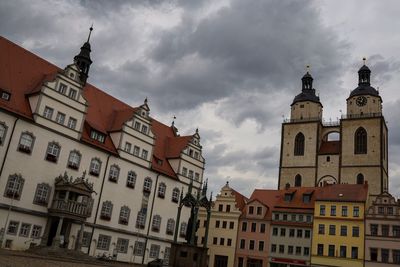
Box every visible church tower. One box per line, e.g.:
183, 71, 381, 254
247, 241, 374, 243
278, 60, 388, 197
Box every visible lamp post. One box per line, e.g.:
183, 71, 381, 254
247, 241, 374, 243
1, 175, 20, 248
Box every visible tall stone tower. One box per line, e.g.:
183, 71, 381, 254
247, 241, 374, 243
278, 62, 388, 197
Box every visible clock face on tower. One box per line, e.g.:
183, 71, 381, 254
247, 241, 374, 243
356, 96, 367, 106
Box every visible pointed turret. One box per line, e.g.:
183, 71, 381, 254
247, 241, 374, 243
292, 66, 321, 106
74, 26, 93, 85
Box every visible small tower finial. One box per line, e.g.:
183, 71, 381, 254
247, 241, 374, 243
306, 65, 310, 73
363, 57, 366, 65
87, 24, 94, 43
171, 115, 176, 127
144, 97, 148, 104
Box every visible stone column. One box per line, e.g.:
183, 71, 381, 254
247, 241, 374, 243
75, 222, 85, 251
52, 217, 64, 247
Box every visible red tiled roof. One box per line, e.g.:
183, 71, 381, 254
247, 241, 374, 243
231, 189, 249, 211
319, 140, 340, 154
316, 183, 368, 202
246, 189, 281, 219
273, 187, 319, 210
0, 36, 193, 179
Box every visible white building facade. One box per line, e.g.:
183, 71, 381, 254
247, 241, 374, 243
0, 34, 205, 265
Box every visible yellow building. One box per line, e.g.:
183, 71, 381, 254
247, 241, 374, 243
197, 182, 247, 267
311, 183, 368, 267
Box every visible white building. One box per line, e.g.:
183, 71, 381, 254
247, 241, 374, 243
0, 31, 205, 265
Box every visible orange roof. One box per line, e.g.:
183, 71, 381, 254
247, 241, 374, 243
244, 189, 281, 219
316, 183, 368, 202
319, 140, 340, 154
273, 187, 319, 211
231, 189, 249, 211
0, 36, 194, 179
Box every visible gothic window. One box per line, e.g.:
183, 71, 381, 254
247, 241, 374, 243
294, 174, 302, 187
67, 150, 81, 170
108, 164, 120, 183
0, 122, 7, 145
89, 158, 102, 177
143, 177, 152, 193
357, 173, 364, 184
294, 132, 305, 156
172, 188, 180, 203
126, 171, 136, 188
33, 183, 51, 205
355, 127, 367, 154
18, 132, 35, 154
158, 183, 166, 198
100, 201, 113, 220
166, 219, 175, 235
119, 205, 130, 225
151, 215, 161, 232
4, 174, 24, 200
45, 142, 61, 163
180, 222, 187, 238
136, 211, 146, 229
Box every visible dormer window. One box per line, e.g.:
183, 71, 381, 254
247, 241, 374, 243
189, 149, 194, 157
194, 151, 199, 159
68, 89, 77, 99
134, 121, 141, 130
303, 194, 311, 203
90, 130, 105, 143
1, 92, 10, 101
58, 83, 67, 94
284, 193, 293, 202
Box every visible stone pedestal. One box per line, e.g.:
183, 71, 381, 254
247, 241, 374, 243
169, 243, 208, 267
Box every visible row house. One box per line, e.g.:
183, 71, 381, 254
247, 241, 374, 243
365, 192, 400, 266
269, 186, 317, 267
0, 33, 205, 265
236, 189, 279, 267
197, 182, 247, 267
311, 183, 368, 267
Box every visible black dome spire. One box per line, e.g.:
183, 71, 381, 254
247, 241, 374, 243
74, 26, 93, 85
349, 58, 379, 99
292, 66, 321, 106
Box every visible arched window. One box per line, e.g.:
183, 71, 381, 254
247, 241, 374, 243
158, 183, 166, 198
108, 164, 120, 182
143, 177, 152, 193
126, 171, 136, 188
151, 215, 161, 232
67, 150, 81, 169
89, 158, 102, 176
166, 219, 175, 235
45, 142, 61, 162
355, 127, 367, 154
294, 174, 302, 187
357, 173, 364, 184
294, 132, 305, 156
172, 188, 180, 203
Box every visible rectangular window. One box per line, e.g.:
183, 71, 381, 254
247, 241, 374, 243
291, 214, 296, 221
382, 225, 389, 236
382, 249, 389, 263
134, 241, 145, 256
58, 83, 67, 94
279, 245, 284, 254
81, 231, 92, 247
299, 214, 304, 221
320, 205, 326, 216
97, 234, 111, 250
260, 223, 265, 233
182, 167, 187, 176
195, 172, 200, 181
304, 247, 310, 256
43, 106, 53, 119
67, 117, 77, 129
317, 244, 324, 256
296, 246, 301, 255
55, 112, 65, 125
219, 238, 224, 246
229, 221, 234, 229
141, 125, 148, 134
283, 214, 287, 221
274, 213, 279, 220
305, 230, 311, 238
124, 142, 131, 153
188, 170, 194, 179
213, 237, 217, 245
393, 226, 400, 237
257, 207, 262, 215
227, 238, 232, 246
240, 239, 245, 249
342, 206, 348, 217
297, 229, 303, 238
68, 89, 77, 99
141, 149, 148, 160
288, 246, 293, 254
222, 221, 227, 229
238, 257, 244, 267
328, 245, 335, 257
340, 225, 347, 236
387, 207, 394, 215
351, 247, 358, 259
215, 220, 220, 228
318, 224, 325, 235
218, 204, 223, 212
289, 229, 295, 237
149, 244, 160, 258
116, 238, 129, 253
271, 244, 276, 253
329, 225, 336, 235
370, 248, 378, 261
370, 224, 378, 236
133, 146, 140, 156
19, 223, 31, 237
353, 206, 359, 217
393, 250, 400, 264
330, 205, 336, 216
7, 221, 19, 235
134, 121, 141, 130
251, 223, 256, 232
280, 228, 286, 237
272, 227, 278, 236
378, 207, 385, 214
31, 225, 42, 239
258, 241, 264, 251
226, 205, 231, 212
340, 246, 346, 258
352, 226, 359, 237
242, 222, 247, 232
306, 215, 311, 222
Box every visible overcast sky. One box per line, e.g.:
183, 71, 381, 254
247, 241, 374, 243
1, 0, 399, 198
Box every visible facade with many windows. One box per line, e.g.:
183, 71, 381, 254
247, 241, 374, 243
0, 35, 205, 265
365, 192, 400, 266
311, 183, 368, 267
